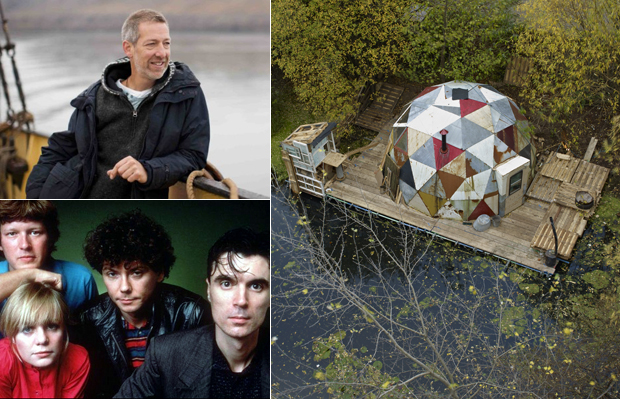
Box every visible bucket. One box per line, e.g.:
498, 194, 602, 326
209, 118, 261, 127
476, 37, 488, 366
491, 215, 501, 227
545, 249, 557, 267
473, 214, 491, 232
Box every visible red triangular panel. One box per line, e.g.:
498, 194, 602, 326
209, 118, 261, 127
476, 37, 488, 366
460, 99, 486, 117
468, 199, 495, 221
415, 86, 440, 100
497, 126, 517, 152
433, 137, 464, 170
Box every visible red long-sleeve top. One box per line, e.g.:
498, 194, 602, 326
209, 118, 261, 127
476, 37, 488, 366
0, 338, 90, 398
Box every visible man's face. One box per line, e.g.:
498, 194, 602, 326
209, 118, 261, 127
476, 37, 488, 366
0, 220, 50, 271
125, 21, 171, 85
102, 261, 164, 326
14, 322, 65, 369
207, 254, 270, 342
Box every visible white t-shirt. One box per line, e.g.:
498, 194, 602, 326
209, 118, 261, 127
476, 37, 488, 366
116, 79, 152, 110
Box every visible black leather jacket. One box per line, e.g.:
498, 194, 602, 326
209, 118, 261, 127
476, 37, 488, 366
72, 283, 210, 398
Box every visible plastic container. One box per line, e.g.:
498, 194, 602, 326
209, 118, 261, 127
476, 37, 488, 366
473, 214, 491, 232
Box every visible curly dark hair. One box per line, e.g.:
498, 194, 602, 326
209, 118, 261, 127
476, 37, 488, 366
83, 209, 175, 277
206, 227, 269, 280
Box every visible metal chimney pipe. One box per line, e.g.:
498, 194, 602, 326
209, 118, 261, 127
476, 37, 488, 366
440, 129, 448, 153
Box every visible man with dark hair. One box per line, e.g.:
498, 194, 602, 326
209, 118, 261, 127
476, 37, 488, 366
115, 228, 270, 398
26, 8, 209, 198
74, 209, 210, 398
0, 200, 97, 317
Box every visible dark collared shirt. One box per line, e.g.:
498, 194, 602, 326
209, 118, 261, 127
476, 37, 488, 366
209, 340, 262, 398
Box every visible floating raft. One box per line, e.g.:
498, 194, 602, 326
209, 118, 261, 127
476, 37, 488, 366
326, 132, 609, 275
528, 152, 609, 259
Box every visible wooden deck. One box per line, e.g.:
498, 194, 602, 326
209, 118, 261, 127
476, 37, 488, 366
527, 153, 609, 259
325, 134, 610, 275
326, 131, 555, 275
354, 83, 404, 132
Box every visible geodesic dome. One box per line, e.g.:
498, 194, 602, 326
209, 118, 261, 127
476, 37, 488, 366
386, 81, 535, 221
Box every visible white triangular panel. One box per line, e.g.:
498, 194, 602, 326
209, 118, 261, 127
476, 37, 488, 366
408, 107, 461, 135
489, 98, 516, 123
446, 81, 476, 90
407, 128, 432, 157
484, 195, 499, 214
412, 87, 441, 108
490, 107, 514, 133
467, 87, 487, 103
464, 105, 493, 132
471, 169, 492, 199
410, 159, 436, 190
432, 119, 464, 149
451, 177, 483, 201
467, 136, 495, 168
480, 86, 506, 103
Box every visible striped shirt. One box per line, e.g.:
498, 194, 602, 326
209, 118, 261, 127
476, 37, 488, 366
122, 319, 151, 369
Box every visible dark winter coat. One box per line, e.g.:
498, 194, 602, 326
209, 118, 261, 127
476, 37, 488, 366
71, 283, 211, 398
26, 58, 209, 199
113, 325, 271, 399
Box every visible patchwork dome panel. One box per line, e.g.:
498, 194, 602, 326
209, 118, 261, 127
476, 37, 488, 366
386, 81, 535, 221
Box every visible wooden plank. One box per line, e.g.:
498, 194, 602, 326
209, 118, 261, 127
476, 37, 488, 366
531, 223, 578, 259
546, 203, 582, 232
576, 219, 588, 237
583, 138, 598, 162
554, 182, 584, 210
571, 160, 609, 193
530, 202, 584, 259
520, 200, 551, 217
336, 168, 383, 192
329, 184, 439, 230
495, 215, 542, 239
540, 154, 580, 182
432, 219, 553, 274
433, 220, 526, 253
354, 83, 404, 132
526, 174, 561, 202
504, 57, 532, 86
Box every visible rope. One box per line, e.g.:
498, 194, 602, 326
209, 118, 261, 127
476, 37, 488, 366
0, 1, 31, 132
0, 50, 13, 120
186, 162, 239, 199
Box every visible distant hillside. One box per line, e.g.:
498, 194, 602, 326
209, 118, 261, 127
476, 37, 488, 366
3, 0, 270, 32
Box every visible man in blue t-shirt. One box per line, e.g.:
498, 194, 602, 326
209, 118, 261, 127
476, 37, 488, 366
0, 201, 98, 319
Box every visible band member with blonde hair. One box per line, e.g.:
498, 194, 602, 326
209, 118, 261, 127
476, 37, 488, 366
0, 282, 90, 398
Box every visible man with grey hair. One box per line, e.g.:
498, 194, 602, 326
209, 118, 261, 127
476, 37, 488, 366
27, 9, 209, 199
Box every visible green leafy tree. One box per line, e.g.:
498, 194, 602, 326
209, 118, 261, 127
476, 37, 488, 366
401, 0, 520, 83
516, 0, 620, 130
272, 0, 411, 121
602, 115, 620, 175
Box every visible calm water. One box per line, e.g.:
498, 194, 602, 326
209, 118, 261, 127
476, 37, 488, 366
270, 184, 612, 398
2, 30, 270, 196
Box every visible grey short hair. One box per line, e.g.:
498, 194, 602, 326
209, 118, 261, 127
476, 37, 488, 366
122, 9, 168, 44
